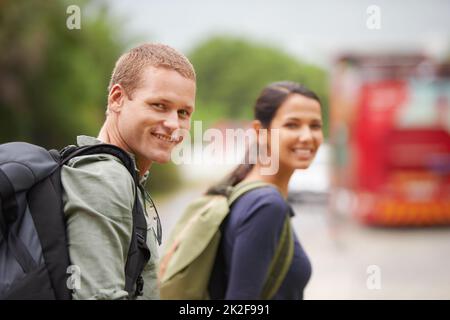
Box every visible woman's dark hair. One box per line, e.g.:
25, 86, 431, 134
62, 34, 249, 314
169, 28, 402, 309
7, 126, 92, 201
206, 81, 321, 196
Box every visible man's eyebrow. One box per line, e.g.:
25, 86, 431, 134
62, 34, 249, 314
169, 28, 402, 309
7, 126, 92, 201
147, 98, 175, 105
146, 98, 194, 110
185, 105, 194, 112
159, 98, 174, 105
161, 98, 194, 111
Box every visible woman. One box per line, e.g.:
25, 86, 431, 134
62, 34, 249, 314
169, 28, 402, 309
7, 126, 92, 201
207, 81, 324, 300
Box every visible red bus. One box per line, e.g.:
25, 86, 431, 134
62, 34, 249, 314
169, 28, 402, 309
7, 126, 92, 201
330, 54, 450, 226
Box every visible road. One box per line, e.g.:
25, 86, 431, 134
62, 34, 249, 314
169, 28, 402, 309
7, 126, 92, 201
155, 186, 450, 299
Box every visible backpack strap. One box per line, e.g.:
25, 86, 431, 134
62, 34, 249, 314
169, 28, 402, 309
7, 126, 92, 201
124, 183, 151, 298
60, 144, 138, 182
0, 168, 18, 236
0, 169, 39, 273
260, 210, 294, 299
59, 143, 151, 298
227, 180, 271, 205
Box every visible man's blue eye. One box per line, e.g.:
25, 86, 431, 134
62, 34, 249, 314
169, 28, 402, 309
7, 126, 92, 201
179, 109, 190, 117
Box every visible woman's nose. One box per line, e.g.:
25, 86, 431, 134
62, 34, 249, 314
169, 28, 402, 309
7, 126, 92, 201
298, 126, 313, 143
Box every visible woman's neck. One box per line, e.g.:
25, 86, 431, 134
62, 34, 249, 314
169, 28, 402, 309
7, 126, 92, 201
244, 163, 294, 198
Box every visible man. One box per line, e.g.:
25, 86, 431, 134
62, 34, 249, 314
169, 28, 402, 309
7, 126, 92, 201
61, 43, 196, 299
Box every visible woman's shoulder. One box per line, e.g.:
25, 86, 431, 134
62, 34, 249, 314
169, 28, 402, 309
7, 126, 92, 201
231, 185, 289, 221
238, 184, 285, 205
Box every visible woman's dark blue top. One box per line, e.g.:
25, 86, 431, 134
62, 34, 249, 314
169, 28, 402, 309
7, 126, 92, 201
208, 185, 312, 300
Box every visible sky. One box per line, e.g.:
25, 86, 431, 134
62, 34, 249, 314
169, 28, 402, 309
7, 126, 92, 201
106, 0, 450, 67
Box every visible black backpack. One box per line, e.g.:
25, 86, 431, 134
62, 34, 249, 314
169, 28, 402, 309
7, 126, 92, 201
0, 142, 150, 300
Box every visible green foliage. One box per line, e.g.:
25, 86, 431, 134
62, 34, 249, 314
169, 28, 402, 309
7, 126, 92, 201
0, 0, 183, 193
0, 0, 125, 149
189, 36, 329, 137
0, 3, 330, 196
145, 162, 183, 196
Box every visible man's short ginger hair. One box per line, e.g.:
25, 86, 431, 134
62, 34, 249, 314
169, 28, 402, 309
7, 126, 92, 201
108, 43, 196, 96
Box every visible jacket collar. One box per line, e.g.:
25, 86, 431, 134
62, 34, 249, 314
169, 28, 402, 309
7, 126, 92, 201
76, 135, 150, 185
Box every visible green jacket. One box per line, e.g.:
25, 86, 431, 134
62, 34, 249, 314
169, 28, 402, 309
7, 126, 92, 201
61, 135, 160, 300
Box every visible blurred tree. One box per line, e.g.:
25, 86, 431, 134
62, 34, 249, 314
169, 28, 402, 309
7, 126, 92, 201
145, 162, 183, 197
0, 0, 184, 195
189, 36, 329, 137
0, 0, 125, 149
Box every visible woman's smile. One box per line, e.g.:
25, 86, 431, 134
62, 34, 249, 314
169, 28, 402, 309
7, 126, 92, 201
291, 147, 314, 160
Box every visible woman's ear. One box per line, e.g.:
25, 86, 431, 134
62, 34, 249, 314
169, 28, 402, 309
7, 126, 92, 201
252, 120, 267, 146
251, 120, 262, 133
107, 84, 126, 114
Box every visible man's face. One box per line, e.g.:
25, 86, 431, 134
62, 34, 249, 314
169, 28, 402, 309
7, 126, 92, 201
115, 66, 196, 165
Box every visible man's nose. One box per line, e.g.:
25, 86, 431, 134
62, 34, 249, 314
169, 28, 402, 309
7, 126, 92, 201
162, 110, 180, 131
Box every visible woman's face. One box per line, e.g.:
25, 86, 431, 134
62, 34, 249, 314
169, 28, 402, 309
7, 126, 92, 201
268, 93, 323, 172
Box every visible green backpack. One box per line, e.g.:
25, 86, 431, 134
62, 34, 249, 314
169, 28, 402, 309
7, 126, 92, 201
158, 180, 294, 300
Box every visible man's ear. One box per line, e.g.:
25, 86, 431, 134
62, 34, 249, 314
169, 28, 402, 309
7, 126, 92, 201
107, 84, 126, 113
